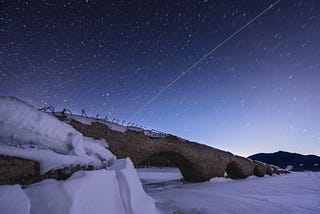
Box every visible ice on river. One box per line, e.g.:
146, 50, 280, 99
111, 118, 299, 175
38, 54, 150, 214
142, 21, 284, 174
137, 168, 320, 214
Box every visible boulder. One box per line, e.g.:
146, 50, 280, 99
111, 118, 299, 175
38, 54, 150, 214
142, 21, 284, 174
252, 160, 266, 177
265, 164, 273, 176
226, 156, 254, 179
271, 165, 280, 175
0, 155, 95, 185
0, 155, 40, 185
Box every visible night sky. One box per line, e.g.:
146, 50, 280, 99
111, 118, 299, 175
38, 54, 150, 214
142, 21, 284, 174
1, 0, 319, 156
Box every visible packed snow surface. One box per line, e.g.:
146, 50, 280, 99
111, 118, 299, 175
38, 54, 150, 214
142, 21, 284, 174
138, 168, 320, 214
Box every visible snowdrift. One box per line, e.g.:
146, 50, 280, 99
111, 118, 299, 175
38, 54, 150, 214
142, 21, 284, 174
0, 96, 157, 214
0, 96, 115, 173
23, 160, 156, 214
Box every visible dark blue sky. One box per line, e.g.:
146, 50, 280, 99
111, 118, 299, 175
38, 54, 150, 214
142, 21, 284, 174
1, 0, 319, 156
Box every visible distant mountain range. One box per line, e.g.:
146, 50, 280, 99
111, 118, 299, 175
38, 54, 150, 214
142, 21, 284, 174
248, 151, 320, 171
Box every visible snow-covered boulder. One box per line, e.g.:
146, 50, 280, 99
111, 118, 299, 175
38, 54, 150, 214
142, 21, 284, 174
0, 96, 115, 174
0, 96, 83, 155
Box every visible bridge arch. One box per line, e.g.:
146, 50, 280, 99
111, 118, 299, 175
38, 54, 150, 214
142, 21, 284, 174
225, 161, 243, 179
138, 151, 202, 182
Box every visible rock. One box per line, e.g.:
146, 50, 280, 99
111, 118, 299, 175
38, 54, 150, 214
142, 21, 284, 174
278, 168, 290, 174
0, 155, 95, 185
225, 156, 254, 179
0, 155, 40, 185
42, 165, 95, 180
270, 165, 280, 175
265, 164, 273, 176
252, 160, 266, 177
267, 165, 290, 175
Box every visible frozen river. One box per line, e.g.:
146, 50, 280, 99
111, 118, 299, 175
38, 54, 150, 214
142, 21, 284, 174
137, 167, 184, 194
137, 168, 320, 214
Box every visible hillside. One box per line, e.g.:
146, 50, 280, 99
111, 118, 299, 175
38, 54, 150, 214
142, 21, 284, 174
248, 151, 320, 171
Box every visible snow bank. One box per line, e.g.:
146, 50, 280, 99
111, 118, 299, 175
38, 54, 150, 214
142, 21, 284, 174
22, 160, 158, 214
209, 177, 233, 183
66, 113, 167, 138
0, 144, 104, 174
0, 185, 31, 214
285, 165, 293, 171
69, 114, 127, 133
127, 126, 144, 132
0, 96, 81, 155
144, 130, 168, 138
0, 96, 115, 173
25, 170, 127, 214
110, 158, 157, 214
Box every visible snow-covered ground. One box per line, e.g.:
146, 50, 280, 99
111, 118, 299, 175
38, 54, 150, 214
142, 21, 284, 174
1, 96, 319, 214
0, 96, 158, 214
138, 168, 320, 214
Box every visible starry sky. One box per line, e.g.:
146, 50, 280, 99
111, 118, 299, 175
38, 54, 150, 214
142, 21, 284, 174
1, 0, 320, 156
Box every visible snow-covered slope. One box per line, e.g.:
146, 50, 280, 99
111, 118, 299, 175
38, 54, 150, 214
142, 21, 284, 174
0, 96, 158, 214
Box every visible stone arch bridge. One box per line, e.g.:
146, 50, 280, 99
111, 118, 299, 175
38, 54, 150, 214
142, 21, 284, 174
61, 116, 285, 182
